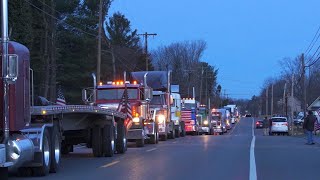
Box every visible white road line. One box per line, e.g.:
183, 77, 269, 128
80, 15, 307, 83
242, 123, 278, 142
172, 141, 177, 144
101, 160, 120, 168
146, 148, 157, 152
250, 118, 257, 180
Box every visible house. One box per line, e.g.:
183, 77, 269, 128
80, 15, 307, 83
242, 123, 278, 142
308, 96, 320, 111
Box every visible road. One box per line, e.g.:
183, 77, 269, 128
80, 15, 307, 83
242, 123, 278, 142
10, 118, 320, 180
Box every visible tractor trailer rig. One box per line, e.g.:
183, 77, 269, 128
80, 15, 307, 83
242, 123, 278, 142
131, 71, 177, 141
181, 98, 199, 135
91, 72, 158, 147
0, 2, 128, 178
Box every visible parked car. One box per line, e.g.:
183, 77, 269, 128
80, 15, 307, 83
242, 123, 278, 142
293, 113, 304, 126
270, 117, 289, 135
255, 120, 264, 129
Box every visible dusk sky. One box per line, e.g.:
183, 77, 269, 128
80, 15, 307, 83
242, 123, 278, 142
109, 0, 320, 99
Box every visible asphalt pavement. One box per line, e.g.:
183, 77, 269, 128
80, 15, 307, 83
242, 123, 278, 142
10, 118, 320, 180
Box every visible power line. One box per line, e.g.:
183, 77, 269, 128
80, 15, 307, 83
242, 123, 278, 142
305, 25, 320, 57
24, 0, 97, 37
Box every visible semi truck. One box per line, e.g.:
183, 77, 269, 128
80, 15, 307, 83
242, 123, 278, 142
92, 72, 158, 147
131, 71, 177, 141
198, 105, 210, 135
181, 98, 199, 135
0, 2, 128, 178
170, 85, 185, 137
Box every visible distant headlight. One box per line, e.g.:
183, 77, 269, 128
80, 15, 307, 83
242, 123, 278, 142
132, 117, 140, 123
203, 120, 208, 125
157, 115, 165, 124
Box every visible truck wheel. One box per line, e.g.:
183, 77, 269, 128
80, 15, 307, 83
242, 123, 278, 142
102, 125, 115, 157
116, 121, 127, 154
149, 134, 157, 144
136, 139, 145, 147
175, 129, 180, 138
50, 125, 61, 173
33, 128, 51, 176
92, 126, 103, 157
160, 134, 167, 141
86, 128, 92, 148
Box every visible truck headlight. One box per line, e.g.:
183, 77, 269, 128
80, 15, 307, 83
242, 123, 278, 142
132, 117, 140, 123
203, 120, 208, 125
157, 115, 165, 124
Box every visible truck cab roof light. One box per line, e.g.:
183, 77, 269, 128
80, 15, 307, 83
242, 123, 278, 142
112, 82, 115, 85
107, 81, 112, 85
133, 81, 137, 85
99, 82, 103, 86
120, 81, 124, 85
125, 81, 130, 84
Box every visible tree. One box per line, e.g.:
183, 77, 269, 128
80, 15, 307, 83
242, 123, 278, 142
152, 40, 218, 102
105, 12, 148, 79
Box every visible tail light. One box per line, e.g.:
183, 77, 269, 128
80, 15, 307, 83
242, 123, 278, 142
282, 122, 288, 126
256, 122, 259, 125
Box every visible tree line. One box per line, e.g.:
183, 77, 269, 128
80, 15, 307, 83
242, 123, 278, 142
8, 0, 219, 106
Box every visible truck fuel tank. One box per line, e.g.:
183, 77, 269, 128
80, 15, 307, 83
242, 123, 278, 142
7, 134, 34, 172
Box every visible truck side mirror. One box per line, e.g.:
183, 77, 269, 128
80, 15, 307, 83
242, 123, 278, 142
7, 54, 18, 83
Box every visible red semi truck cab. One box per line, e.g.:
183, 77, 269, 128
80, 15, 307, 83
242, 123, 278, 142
95, 80, 157, 146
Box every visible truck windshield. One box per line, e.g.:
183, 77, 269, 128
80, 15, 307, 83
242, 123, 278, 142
182, 103, 195, 110
151, 95, 164, 105
97, 88, 138, 100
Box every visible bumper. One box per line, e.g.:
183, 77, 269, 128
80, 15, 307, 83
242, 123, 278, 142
145, 123, 156, 135
185, 125, 197, 132
213, 128, 223, 133
127, 129, 144, 140
271, 127, 288, 132
199, 127, 210, 133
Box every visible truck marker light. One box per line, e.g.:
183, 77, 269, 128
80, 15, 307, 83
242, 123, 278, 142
41, 110, 47, 115
99, 82, 103, 86
133, 81, 137, 85
112, 82, 115, 85
116, 81, 120, 85
120, 81, 124, 85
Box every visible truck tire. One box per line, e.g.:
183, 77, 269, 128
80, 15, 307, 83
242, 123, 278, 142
136, 139, 145, 147
180, 122, 186, 137
160, 134, 167, 141
102, 125, 115, 157
33, 128, 51, 176
92, 126, 103, 157
175, 129, 180, 138
116, 121, 127, 154
50, 125, 61, 173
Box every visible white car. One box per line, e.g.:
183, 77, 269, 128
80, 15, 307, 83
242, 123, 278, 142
270, 117, 289, 135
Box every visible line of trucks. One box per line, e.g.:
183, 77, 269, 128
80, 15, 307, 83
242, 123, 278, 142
0, 1, 240, 178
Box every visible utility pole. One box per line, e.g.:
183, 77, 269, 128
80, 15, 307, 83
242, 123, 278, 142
301, 53, 306, 117
199, 66, 204, 104
271, 84, 274, 116
283, 83, 287, 115
291, 74, 294, 134
138, 32, 157, 71
266, 87, 268, 116
96, 0, 103, 84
